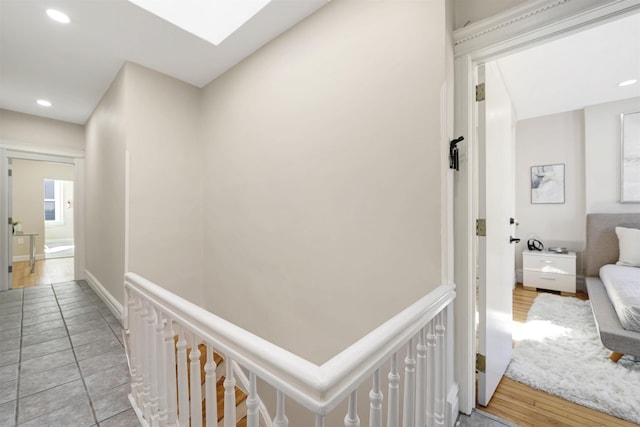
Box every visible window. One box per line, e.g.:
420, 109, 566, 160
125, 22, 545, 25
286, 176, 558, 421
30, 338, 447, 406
44, 179, 63, 224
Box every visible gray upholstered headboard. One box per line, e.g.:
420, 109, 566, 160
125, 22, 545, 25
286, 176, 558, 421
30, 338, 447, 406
585, 213, 640, 277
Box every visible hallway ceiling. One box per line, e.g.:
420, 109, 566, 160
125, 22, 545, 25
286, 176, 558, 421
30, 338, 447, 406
0, 2, 638, 126
496, 12, 640, 120
0, 0, 327, 124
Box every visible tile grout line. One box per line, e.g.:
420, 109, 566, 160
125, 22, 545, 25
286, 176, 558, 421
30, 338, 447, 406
52, 283, 101, 427
13, 288, 25, 427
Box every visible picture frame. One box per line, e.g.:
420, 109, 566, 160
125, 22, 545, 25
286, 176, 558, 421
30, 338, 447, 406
621, 112, 640, 203
531, 164, 565, 204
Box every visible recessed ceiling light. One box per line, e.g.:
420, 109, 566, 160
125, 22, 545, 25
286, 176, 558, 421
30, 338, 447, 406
127, 0, 271, 45
46, 9, 70, 24
37, 99, 52, 107
619, 79, 638, 87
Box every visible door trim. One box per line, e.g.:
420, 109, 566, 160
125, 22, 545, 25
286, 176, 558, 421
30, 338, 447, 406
1, 146, 85, 291
452, 0, 640, 414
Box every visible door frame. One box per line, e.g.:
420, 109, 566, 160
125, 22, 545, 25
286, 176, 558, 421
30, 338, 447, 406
452, 0, 640, 414
0, 143, 85, 291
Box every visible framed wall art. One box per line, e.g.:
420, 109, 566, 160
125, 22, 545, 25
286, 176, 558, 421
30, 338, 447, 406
621, 112, 640, 203
531, 164, 565, 204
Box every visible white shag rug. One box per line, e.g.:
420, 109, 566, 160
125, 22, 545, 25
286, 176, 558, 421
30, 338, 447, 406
506, 293, 640, 424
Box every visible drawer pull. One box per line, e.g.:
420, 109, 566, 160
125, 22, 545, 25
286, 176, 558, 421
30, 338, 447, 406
540, 277, 556, 281
541, 260, 553, 263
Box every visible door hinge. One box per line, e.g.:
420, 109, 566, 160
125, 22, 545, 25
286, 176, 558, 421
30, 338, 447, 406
8, 265, 12, 274
476, 353, 486, 373
476, 218, 486, 236
8, 217, 12, 225
7, 169, 11, 177
476, 83, 485, 102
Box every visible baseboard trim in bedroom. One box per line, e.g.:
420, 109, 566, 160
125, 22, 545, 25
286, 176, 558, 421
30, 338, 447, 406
84, 269, 123, 322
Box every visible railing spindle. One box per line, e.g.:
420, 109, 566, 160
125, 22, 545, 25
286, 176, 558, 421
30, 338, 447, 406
387, 353, 399, 427
205, 344, 217, 427
190, 335, 203, 427
246, 371, 259, 427
415, 328, 427, 427
435, 311, 446, 426
176, 328, 189, 425
164, 319, 178, 426
344, 390, 360, 427
426, 321, 437, 427
273, 390, 289, 427
369, 369, 383, 427
154, 309, 168, 426
141, 302, 152, 420
224, 357, 237, 427
402, 338, 416, 427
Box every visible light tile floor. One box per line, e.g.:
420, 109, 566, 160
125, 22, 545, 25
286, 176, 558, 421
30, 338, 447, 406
0, 281, 139, 426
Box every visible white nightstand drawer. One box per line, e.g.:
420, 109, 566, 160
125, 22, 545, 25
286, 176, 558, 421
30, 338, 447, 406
523, 270, 576, 293
523, 252, 575, 275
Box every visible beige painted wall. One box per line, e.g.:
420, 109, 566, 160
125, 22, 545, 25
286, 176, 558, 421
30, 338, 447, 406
12, 159, 74, 257
124, 63, 204, 303
201, 0, 447, 364
0, 109, 84, 152
85, 68, 128, 304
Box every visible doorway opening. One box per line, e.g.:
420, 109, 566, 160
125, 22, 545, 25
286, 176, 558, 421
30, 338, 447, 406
10, 159, 75, 288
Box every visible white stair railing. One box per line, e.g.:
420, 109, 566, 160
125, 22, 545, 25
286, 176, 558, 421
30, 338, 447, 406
124, 272, 455, 427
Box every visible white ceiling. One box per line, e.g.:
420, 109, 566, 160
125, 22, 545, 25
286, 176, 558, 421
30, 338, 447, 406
0, 0, 327, 124
0, 2, 638, 126
496, 12, 640, 120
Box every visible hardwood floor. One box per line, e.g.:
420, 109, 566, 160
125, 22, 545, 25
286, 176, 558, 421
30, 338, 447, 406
481, 285, 638, 427
12, 257, 74, 288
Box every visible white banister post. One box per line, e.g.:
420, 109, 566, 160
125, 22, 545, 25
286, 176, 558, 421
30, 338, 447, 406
273, 390, 289, 427
315, 415, 325, 427
344, 390, 360, 427
435, 310, 446, 427
369, 369, 383, 427
415, 328, 427, 427
402, 339, 416, 427
164, 319, 178, 426
224, 357, 237, 427
189, 336, 203, 427
205, 344, 217, 427
154, 309, 168, 427
426, 321, 437, 427
246, 371, 259, 427
176, 328, 190, 425
387, 353, 400, 427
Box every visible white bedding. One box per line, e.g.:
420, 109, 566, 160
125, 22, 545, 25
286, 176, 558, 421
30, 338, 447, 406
600, 264, 640, 333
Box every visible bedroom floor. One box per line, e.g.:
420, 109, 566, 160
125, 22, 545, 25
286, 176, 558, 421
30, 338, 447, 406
480, 284, 637, 427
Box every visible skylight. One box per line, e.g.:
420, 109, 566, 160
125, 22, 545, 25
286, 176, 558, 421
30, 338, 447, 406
127, 0, 272, 46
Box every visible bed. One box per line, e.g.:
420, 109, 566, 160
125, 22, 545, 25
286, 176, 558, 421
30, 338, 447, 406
585, 213, 640, 362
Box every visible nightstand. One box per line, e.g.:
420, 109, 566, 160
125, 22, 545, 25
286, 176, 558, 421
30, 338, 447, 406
522, 250, 576, 295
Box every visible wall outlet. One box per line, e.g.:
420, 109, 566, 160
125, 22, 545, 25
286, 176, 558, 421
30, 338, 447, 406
17, 237, 24, 244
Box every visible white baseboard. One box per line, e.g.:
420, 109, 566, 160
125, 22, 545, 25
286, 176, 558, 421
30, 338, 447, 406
84, 269, 124, 321
447, 382, 459, 427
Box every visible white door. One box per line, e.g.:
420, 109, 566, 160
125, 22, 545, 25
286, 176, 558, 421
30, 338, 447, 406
476, 62, 516, 406
7, 158, 13, 289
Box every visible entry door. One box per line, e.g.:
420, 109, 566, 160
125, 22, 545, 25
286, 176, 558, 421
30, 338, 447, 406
476, 62, 515, 406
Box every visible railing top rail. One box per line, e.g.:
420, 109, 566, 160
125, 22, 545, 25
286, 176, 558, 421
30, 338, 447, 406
124, 272, 455, 414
